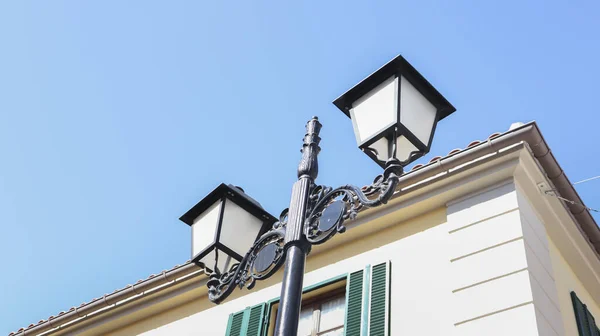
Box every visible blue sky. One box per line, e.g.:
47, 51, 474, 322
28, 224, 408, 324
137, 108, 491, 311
1, 0, 599, 334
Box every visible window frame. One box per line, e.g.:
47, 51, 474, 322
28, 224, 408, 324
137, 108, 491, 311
248, 261, 390, 336
264, 274, 348, 336
298, 289, 346, 336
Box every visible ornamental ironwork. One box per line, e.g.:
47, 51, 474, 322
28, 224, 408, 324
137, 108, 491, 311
205, 117, 404, 304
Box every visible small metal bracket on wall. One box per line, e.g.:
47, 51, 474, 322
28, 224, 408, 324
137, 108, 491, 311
537, 181, 599, 213
537, 182, 556, 197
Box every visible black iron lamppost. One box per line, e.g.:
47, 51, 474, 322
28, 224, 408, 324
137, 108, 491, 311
179, 55, 455, 336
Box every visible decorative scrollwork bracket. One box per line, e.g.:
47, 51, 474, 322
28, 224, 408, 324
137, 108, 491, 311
207, 209, 288, 304
206, 120, 404, 305
304, 158, 403, 245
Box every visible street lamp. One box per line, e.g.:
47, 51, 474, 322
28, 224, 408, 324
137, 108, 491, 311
180, 55, 455, 336
333, 55, 455, 167
179, 184, 277, 277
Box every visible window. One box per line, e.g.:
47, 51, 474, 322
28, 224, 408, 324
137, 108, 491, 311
571, 291, 600, 336
297, 292, 346, 336
225, 261, 390, 336
264, 279, 347, 336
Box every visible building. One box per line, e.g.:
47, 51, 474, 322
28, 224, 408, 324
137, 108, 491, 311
10, 121, 600, 336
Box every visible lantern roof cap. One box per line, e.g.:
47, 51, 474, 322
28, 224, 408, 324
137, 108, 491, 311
179, 183, 276, 226
332, 55, 456, 120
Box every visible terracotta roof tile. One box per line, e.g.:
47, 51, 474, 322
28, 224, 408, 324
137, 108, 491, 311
405, 129, 513, 174
447, 148, 462, 156
411, 164, 424, 171
467, 140, 481, 148
9, 261, 195, 335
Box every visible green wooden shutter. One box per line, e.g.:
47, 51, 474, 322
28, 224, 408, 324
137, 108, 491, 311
247, 303, 267, 336
344, 262, 390, 336
571, 291, 599, 336
225, 311, 245, 336
225, 303, 267, 336
586, 308, 599, 336
344, 269, 364, 336
368, 262, 389, 336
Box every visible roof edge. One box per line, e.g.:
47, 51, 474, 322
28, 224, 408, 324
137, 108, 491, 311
10, 262, 203, 336
11, 121, 600, 336
396, 121, 600, 256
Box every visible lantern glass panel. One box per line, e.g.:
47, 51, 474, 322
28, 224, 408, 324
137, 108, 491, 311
220, 198, 264, 257
364, 134, 419, 163
198, 249, 235, 273
395, 135, 419, 162
191, 200, 221, 257
350, 76, 398, 145
365, 137, 389, 162
399, 76, 438, 146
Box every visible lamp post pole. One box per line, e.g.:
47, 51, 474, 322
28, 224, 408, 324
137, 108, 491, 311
274, 117, 321, 336
196, 55, 455, 336
200, 115, 404, 334
201, 115, 402, 335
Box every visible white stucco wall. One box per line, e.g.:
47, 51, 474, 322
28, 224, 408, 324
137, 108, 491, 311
447, 181, 551, 336
109, 206, 452, 336
549, 238, 600, 336
105, 181, 597, 336
516, 187, 565, 336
